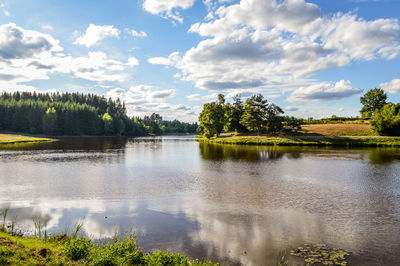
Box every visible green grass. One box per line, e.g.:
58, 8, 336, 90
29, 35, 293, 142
0, 133, 54, 145
196, 135, 400, 147
0, 230, 219, 265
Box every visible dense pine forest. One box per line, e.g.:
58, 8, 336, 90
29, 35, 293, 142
0, 92, 197, 136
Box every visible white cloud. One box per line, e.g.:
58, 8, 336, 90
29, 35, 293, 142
150, 89, 176, 99
106, 85, 196, 120
154, 0, 400, 101
127, 57, 139, 67
74, 24, 120, 47
287, 80, 361, 102
142, 0, 195, 23
0, 23, 62, 61
379, 78, 400, 94
64, 51, 125, 82
148, 51, 180, 66
187, 93, 202, 101
130, 29, 147, 37
0, 23, 127, 86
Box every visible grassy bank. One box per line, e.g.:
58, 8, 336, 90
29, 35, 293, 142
197, 135, 400, 147
196, 123, 400, 147
0, 231, 218, 265
0, 133, 54, 145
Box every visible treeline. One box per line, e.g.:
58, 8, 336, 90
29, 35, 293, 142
0, 92, 197, 136
198, 94, 301, 138
302, 116, 364, 124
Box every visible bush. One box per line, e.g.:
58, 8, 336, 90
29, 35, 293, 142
370, 103, 400, 136
64, 238, 92, 260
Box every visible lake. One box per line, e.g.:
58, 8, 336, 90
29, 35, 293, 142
1, 136, 400, 265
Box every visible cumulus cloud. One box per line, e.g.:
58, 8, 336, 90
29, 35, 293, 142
142, 0, 195, 23
154, 0, 400, 101
287, 80, 361, 102
106, 85, 195, 120
0, 23, 128, 87
148, 52, 180, 66
379, 78, 400, 94
0, 23, 62, 61
74, 24, 120, 47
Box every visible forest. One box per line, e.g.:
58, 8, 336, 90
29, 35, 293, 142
0, 92, 197, 136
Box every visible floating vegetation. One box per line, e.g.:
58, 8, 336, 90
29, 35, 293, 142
290, 244, 351, 265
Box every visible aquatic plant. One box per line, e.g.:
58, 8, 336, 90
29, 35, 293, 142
290, 243, 351, 265
0, 208, 8, 232
276, 251, 288, 266
10, 216, 17, 236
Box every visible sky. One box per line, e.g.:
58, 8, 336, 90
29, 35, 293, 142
0, 0, 400, 122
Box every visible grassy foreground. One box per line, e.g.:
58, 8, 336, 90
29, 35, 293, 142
0, 133, 54, 145
0, 231, 218, 265
197, 123, 400, 147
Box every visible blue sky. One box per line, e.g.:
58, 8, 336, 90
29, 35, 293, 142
0, 0, 399, 121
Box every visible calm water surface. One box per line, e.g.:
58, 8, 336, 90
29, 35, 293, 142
1, 136, 400, 265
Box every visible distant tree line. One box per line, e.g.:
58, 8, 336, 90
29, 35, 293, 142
302, 116, 364, 124
198, 93, 301, 138
0, 92, 197, 136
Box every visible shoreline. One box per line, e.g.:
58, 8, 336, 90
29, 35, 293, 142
196, 135, 400, 147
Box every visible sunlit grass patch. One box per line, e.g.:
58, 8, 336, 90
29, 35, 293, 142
0, 133, 54, 144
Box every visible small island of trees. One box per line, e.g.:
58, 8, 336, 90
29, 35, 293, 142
198, 93, 300, 138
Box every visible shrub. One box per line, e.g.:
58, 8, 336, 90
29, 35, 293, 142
64, 238, 92, 260
370, 103, 400, 136
122, 250, 145, 265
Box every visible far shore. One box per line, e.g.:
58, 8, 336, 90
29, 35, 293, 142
196, 134, 400, 147
196, 123, 400, 147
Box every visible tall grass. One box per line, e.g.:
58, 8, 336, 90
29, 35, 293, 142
1, 208, 8, 232
64, 218, 85, 239
10, 216, 17, 235
32, 216, 49, 240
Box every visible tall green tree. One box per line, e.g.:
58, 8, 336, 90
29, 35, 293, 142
225, 95, 246, 133
199, 96, 225, 138
240, 94, 283, 135
42, 107, 58, 135
360, 88, 388, 118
